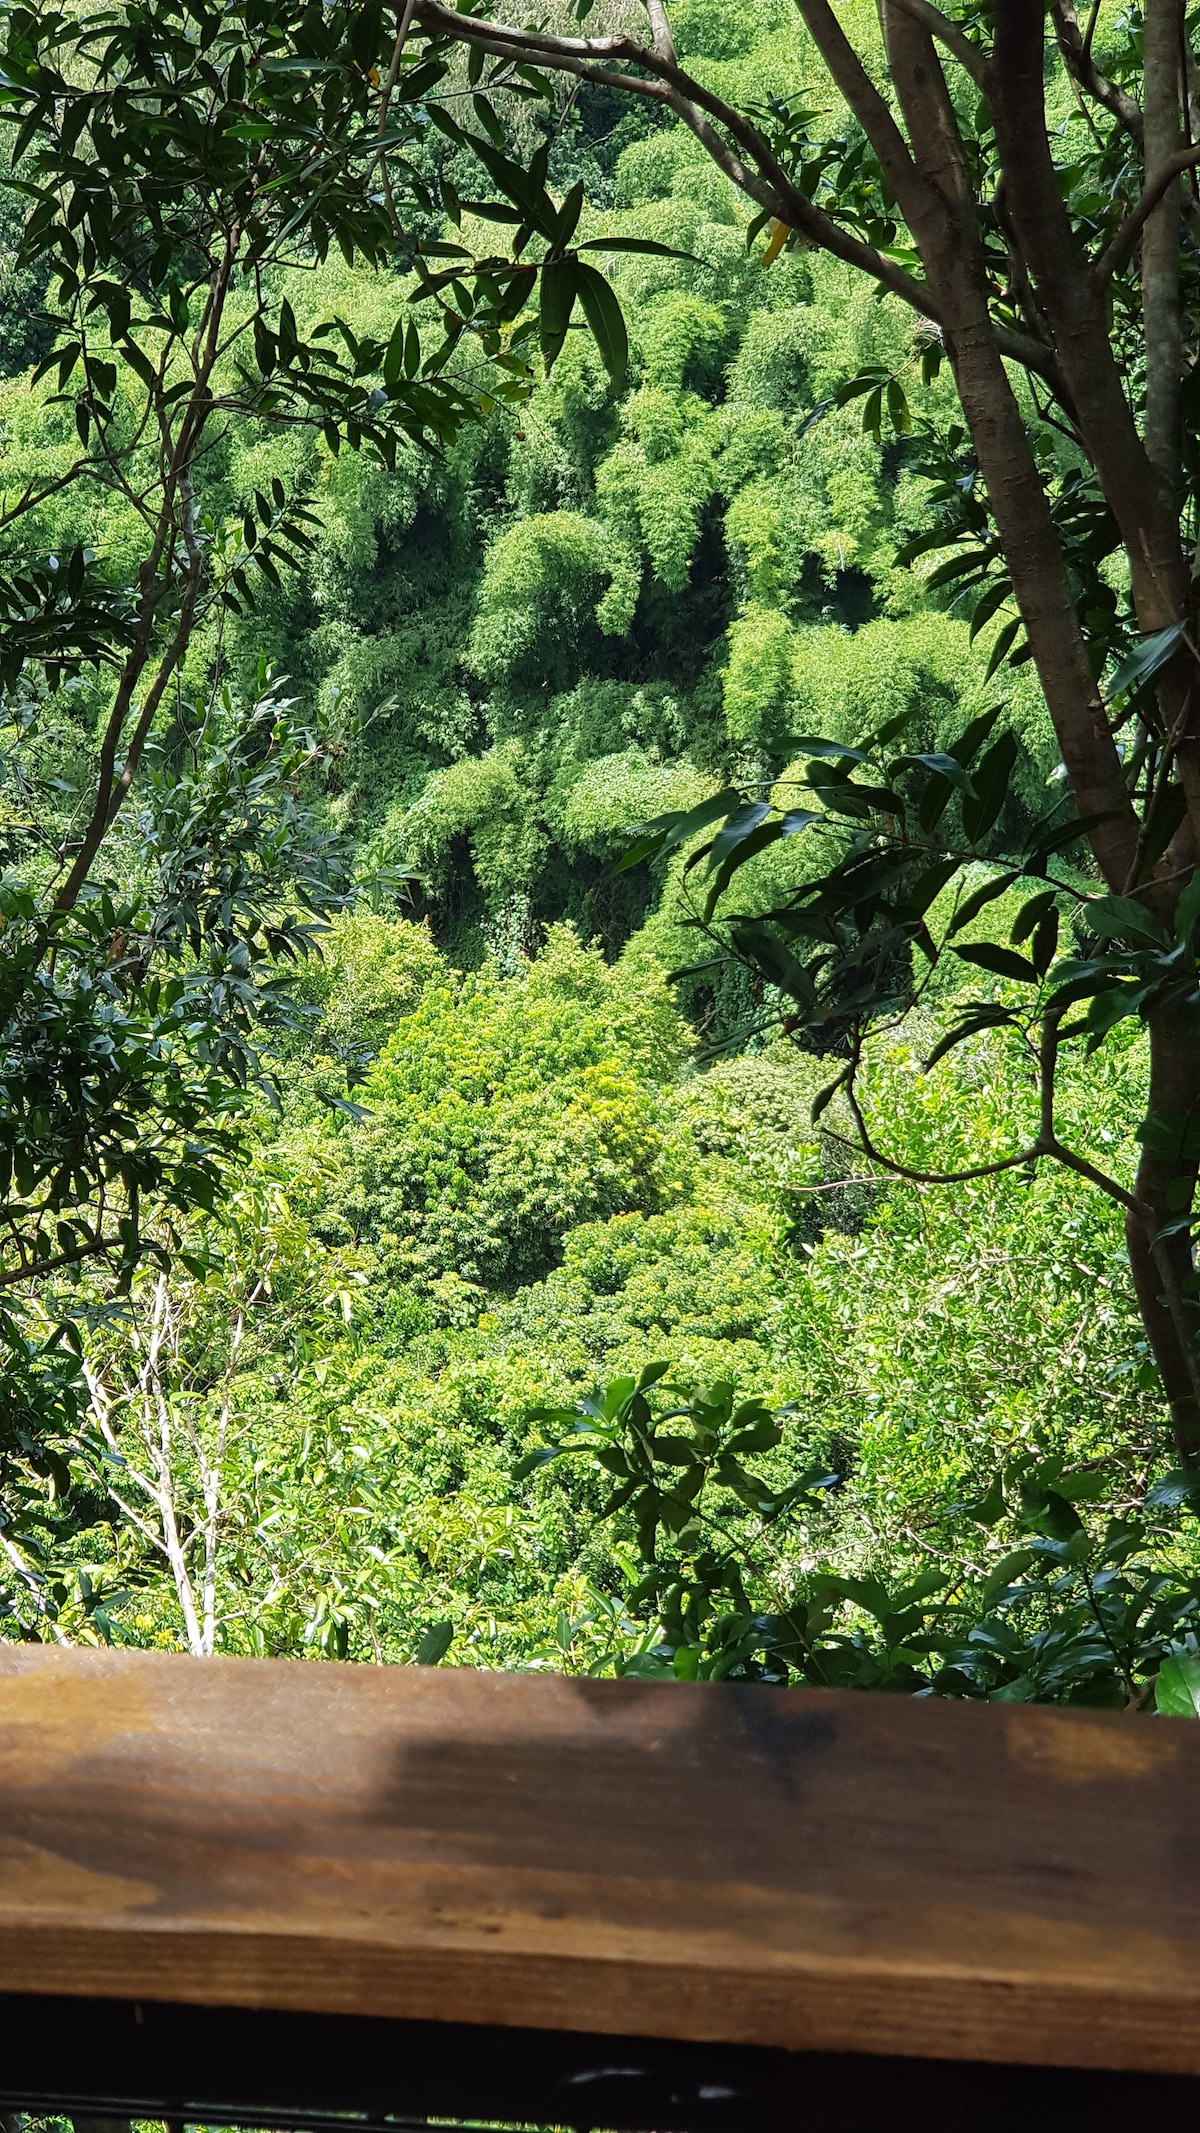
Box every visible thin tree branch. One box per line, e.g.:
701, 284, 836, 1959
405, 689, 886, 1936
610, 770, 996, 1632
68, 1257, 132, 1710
645, 0, 675, 64
1096, 141, 1200, 280
1124, 692, 1192, 891
785, 1174, 889, 1194
0, 460, 106, 536
825, 1115, 1042, 1187
416, 0, 1057, 377
417, 21, 673, 104
1049, 1137, 1143, 1211
0, 1231, 123, 1288
1036, 1008, 1142, 1212
836, 1036, 1044, 1184
52, 552, 203, 913
1050, 0, 1144, 144
106, 1485, 172, 1556
376, 0, 422, 237
798, 0, 927, 207
830, 1012, 1140, 1214
47, 227, 233, 915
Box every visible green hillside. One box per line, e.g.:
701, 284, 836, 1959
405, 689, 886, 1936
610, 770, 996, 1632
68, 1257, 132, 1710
4, 0, 1200, 1708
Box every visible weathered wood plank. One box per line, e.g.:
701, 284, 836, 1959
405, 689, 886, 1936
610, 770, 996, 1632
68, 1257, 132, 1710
0, 1646, 1196, 2075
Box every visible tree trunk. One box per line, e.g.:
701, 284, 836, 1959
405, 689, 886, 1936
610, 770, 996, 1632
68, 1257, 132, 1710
1143, 0, 1185, 505
880, 4, 1138, 890
1128, 1010, 1200, 1464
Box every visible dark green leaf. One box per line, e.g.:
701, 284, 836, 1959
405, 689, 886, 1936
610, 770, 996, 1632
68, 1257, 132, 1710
538, 256, 577, 371
962, 730, 1018, 844
1083, 894, 1168, 947
1106, 622, 1185, 702
415, 1620, 454, 1665
573, 260, 628, 389
951, 942, 1038, 983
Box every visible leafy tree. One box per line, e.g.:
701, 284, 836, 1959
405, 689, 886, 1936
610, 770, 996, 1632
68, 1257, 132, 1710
248, 122, 943, 970
404, 0, 1200, 1462
241, 70, 997, 1003
0, 0, 643, 1517
0, 0, 506, 1222
73, 1163, 361, 1656
0, 677, 356, 1571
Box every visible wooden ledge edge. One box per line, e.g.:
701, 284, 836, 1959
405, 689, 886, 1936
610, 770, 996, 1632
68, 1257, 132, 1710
3, 1925, 1200, 2080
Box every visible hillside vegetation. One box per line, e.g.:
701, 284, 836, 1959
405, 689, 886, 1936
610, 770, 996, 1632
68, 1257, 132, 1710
5, 0, 1200, 1706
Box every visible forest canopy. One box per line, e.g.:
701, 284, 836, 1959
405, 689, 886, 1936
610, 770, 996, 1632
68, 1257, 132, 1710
6, 0, 1200, 1714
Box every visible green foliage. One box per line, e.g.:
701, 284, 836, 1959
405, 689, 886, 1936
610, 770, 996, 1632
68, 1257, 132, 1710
9, 914, 1188, 1684
157, 90, 1004, 975
398, 744, 546, 905
0, 0, 665, 1313
0, 142, 47, 376
0, 0, 538, 1486
287, 908, 444, 1073
669, 0, 791, 63
7, 0, 1200, 1728
0, 676, 359, 1562
520, 1365, 1200, 1706
295, 926, 690, 1297
470, 514, 625, 688
554, 749, 712, 859
723, 605, 797, 746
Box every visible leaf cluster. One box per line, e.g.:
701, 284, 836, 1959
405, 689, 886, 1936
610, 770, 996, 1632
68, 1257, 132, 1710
520, 1367, 1200, 1708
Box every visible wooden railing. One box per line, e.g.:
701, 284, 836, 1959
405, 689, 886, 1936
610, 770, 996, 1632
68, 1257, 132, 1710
1, 1645, 1199, 2129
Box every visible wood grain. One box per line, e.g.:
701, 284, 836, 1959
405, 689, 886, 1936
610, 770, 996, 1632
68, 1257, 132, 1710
0, 1646, 1198, 2075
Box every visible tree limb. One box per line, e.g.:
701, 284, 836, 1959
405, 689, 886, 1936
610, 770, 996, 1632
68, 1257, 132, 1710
51, 540, 203, 913
376, 0, 422, 237
0, 1231, 123, 1288
992, 0, 1189, 664
1097, 141, 1200, 281
46, 225, 233, 916
1140, 0, 1185, 501
416, 0, 1059, 379
645, 0, 675, 64
1050, 0, 1144, 144
833, 1011, 1139, 1214
886, 0, 987, 88
416, 0, 956, 320
1037, 1009, 1142, 1212
795, 0, 931, 217
826, 1115, 1043, 1187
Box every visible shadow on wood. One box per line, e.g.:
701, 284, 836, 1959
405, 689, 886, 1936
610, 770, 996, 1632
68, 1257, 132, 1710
1, 1644, 1199, 2118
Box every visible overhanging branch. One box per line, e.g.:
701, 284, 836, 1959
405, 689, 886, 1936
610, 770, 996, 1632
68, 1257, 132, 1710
415, 0, 1058, 380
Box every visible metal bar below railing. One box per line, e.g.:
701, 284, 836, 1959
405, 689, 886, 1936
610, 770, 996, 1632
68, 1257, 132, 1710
3, 1995, 1200, 2133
